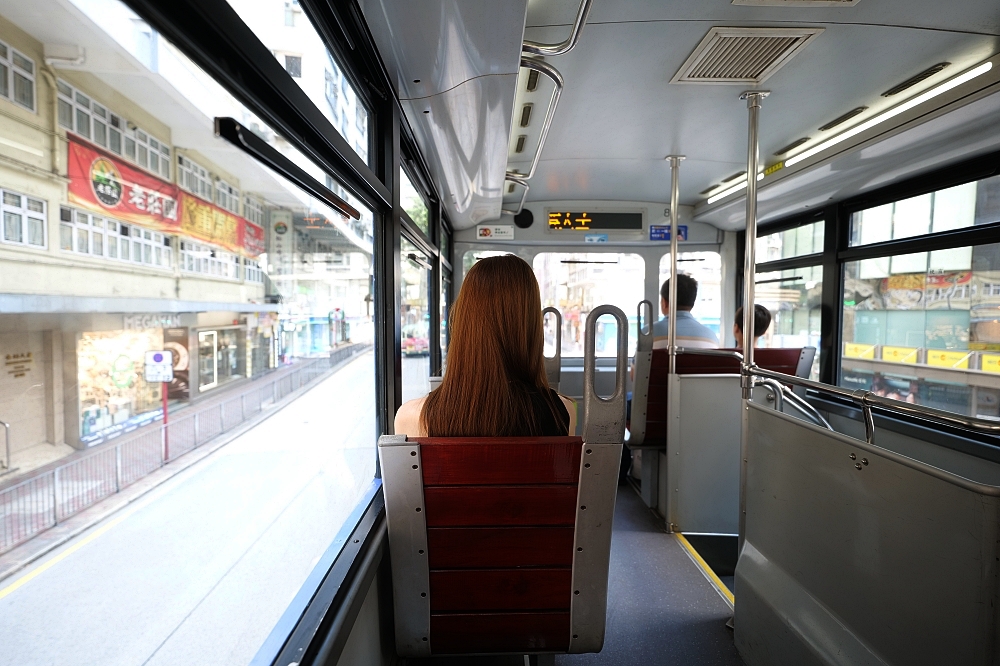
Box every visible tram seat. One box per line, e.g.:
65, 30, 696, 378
379, 305, 629, 659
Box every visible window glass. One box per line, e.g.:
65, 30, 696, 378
842, 241, 1000, 417
0, 1, 378, 663
224, 0, 370, 163
402, 238, 431, 401
534, 252, 645, 356
756, 220, 823, 262
756, 265, 822, 379
849, 180, 986, 246
400, 167, 429, 235
0, 40, 35, 111
657, 251, 723, 342
441, 271, 451, 369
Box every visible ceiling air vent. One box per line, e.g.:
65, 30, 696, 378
818, 106, 867, 131
723, 171, 747, 182
881, 62, 951, 97
773, 137, 809, 156
671, 27, 824, 84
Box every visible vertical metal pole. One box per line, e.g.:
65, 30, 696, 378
194, 412, 200, 446
53, 468, 60, 524
665, 156, 684, 375
241, 394, 246, 422
115, 444, 122, 492
220, 402, 225, 430
738, 90, 768, 555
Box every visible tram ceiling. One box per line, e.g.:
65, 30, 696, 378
513, 0, 999, 222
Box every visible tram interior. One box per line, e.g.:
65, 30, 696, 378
0, 0, 999, 664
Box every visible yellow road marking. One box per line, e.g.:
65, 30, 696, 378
0, 514, 127, 601
675, 533, 735, 606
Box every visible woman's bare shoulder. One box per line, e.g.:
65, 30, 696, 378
394, 396, 428, 437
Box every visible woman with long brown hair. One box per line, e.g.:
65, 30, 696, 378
394, 254, 576, 437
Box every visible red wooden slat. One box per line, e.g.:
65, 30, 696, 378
417, 438, 583, 486
431, 612, 570, 653
427, 527, 574, 568
430, 568, 572, 612
424, 486, 578, 527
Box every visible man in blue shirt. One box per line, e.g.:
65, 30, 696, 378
652, 274, 719, 349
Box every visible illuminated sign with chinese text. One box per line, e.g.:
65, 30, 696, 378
547, 211, 642, 231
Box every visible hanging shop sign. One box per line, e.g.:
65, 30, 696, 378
67, 136, 264, 257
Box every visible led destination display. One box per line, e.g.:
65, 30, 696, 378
548, 211, 643, 231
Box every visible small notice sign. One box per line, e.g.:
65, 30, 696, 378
584, 234, 608, 243
144, 350, 174, 383
649, 225, 687, 242
476, 224, 514, 240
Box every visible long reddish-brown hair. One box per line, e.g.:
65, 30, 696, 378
420, 254, 566, 436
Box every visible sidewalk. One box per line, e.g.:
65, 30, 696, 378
0, 344, 370, 557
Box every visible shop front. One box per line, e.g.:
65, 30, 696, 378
196, 326, 246, 393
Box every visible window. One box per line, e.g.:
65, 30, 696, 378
756, 220, 823, 262
59, 207, 171, 268
658, 251, 723, 342
401, 238, 431, 402
0, 40, 35, 111
1, 190, 45, 247
841, 173, 1000, 418
244, 196, 265, 226
756, 265, 822, 379
533, 252, 646, 357
244, 258, 263, 283
216, 179, 240, 214
181, 240, 240, 279
177, 155, 212, 200
283, 0, 299, 26
284, 54, 302, 78
400, 167, 429, 235
225, 1, 372, 164
57, 79, 168, 176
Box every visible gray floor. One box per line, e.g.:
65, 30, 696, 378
0, 353, 378, 666
556, 488, 744, 666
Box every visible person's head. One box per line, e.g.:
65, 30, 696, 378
660, 274, 698, 315
421, 254, 564, 436
734, 304, 772, 348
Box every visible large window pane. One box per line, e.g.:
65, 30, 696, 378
0, 1, 378, 663
658, 251, 723, 342
756, 220, 823, 262
224, 0, 370, 164
756, 265, 822, 379
842, 242, 1000, 417
402, 238, 431, 401
534, 252, 645, 356
400, 167, 430, 235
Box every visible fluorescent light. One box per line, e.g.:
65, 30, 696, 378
706, 172, 764, 205
785, 60, 993, 167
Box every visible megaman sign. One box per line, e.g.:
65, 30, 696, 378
67, 135, 264, 257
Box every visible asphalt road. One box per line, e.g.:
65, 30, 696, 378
0, 352, 378, 666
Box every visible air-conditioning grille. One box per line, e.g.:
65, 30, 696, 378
672, 27, 823, 84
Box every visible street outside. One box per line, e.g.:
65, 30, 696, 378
0, 352, 377, 666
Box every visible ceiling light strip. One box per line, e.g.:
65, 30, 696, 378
784, 61, 993, 167
707, 172, 764, 205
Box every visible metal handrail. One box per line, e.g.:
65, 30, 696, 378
676, 347, 745, 361
501, 174, 530, 216
749, 365, 1000, 438
522, 0, 595, 57
542, 306, 562, 390
780, 386, 834, 431
506, 57, 564, 182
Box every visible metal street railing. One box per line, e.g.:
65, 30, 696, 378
0, 349, 366, 555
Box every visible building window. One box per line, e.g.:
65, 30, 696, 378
244, 258, 263, 283
178, 155, 212, 200
284, 55, 302, 78
59, 206, 171, 268
181, 240, 240, 279
324, 68, 339, 121
216, 179, 240, 214
244, 196, 265, 226
57, 80, 167, 176
284, 0, 299, 26
2, 190, 45, 247
0, 40, 35, 111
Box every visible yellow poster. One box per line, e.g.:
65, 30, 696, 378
882, 346, 918, 364
982, 354, 1000, 374
926, 350, 970, 369
179, 192, 240, 254
844, 343, 875, 359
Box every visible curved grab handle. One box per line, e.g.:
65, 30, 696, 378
636, 300, 653, 353
542, 307, 562, 390
583, 305, 628, 444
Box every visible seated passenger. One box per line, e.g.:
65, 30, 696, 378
652, 274, 719, 349
394, 254, 577, 437
733, 304, 772, 349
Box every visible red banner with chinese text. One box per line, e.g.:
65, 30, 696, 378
67, 136, 263, 257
